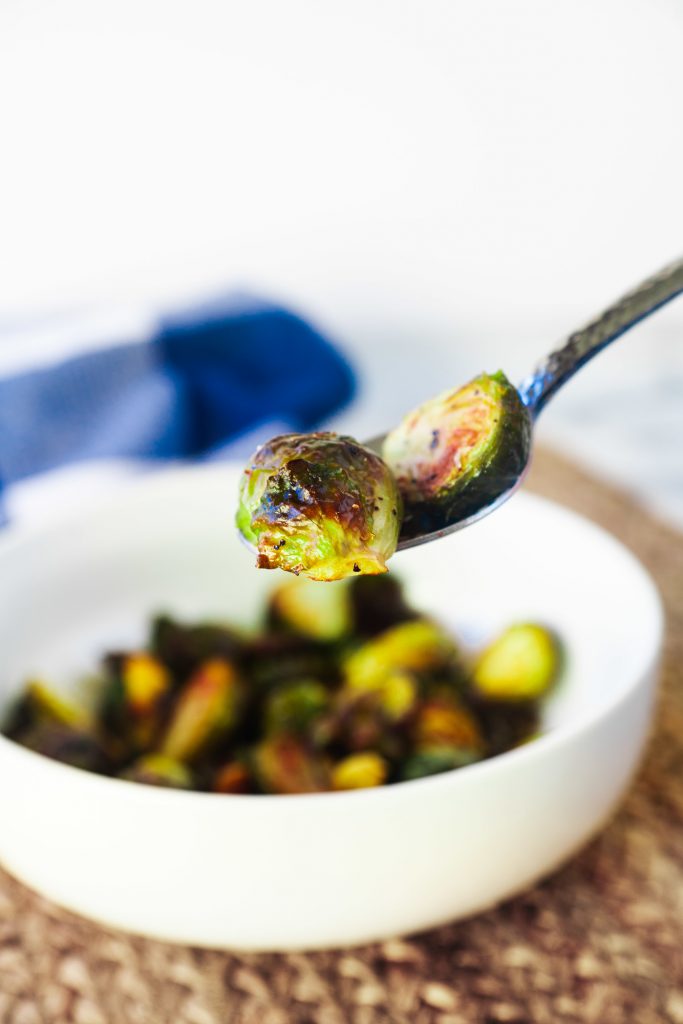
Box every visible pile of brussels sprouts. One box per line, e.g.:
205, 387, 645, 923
3, 576, 561, 794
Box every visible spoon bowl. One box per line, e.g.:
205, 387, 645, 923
385, 255, 683, 551
238, 256, 683, 572
365, 428, 532, 551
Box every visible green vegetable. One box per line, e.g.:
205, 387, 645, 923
213, 760, 252, 794
264, 680, 330, 736
2, 575, 561, 794
237, 432, 402, 581
413, 694, 482, 751
332, 752, 388, 790
401, 745, 482, 781
344, 620, 459, 690
120, 754, 193, 789
4, 678, 90, 736
21, 724, 110, 773
252, 735, 330, 794
268, 578, 351, 640
382, 372, 531, 532
472, 623, 561, 700
161, 659, 241, 762
347, 574, 416, 637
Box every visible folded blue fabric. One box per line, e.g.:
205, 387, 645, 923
0, 294, 355, 524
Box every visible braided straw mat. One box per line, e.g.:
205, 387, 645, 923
0, 448, 681, 1024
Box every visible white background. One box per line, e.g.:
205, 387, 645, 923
1, 0, 682, 523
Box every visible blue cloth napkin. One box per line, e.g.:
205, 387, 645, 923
0, 294, 355, 525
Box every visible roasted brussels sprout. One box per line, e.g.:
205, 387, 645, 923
264, 680, 330, 736
413, 694, 482, 751
401, 745, 481, 781
347, 574, 416, 637
97, 653, 171, 758
4, 678, 90, 738
213, 760, 252, 794
161, 659, 241, 762
241, 633, 337, 692
236, 432, 402, 581
472, 623, 561, 701
252, 735, 330, 794
3, 578, 562, 794
382, 372, 531, 534
21, 724, 110, 773
344, 620, 459, 691
332, 752, 388, 790
336, 669, 418, 730
268, 579, 351, 640
151, 615, 243, 679
120, 754, 193, 789
471, 700, 541, 756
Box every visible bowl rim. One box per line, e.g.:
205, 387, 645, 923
0, 463, 665, 810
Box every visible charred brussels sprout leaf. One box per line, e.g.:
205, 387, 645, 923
472, 623, 561, 701
237, 432, 402, 581
382, 372, 531, 535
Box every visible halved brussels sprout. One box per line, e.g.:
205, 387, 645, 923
344, 620, 459, 691
120, 754, 193, 789
332, 752, 388, 790
382, 372, 531, 533
268, 578, 351, 640
413, 695, 482, 751
161, 659, 241, 762
264, 680, 330, 736
472, 623, 561, 701
237, 432, 402, 581
325, 675, 416, 759
339, 669, 418, 722
252, 735, 330, 794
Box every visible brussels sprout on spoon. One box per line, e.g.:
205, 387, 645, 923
237, 256, 683, 575
237, 432, 401, 581
382, 371, 531, 541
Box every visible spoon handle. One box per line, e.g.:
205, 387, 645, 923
518, 256, 683, 417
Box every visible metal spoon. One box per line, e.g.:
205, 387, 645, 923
377, 255, 683, 551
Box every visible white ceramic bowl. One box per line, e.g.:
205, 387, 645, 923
0, 465, 662, 951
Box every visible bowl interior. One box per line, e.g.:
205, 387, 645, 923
0, 464, 662, 740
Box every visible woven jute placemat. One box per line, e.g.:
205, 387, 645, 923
1, 448, 682, 1024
